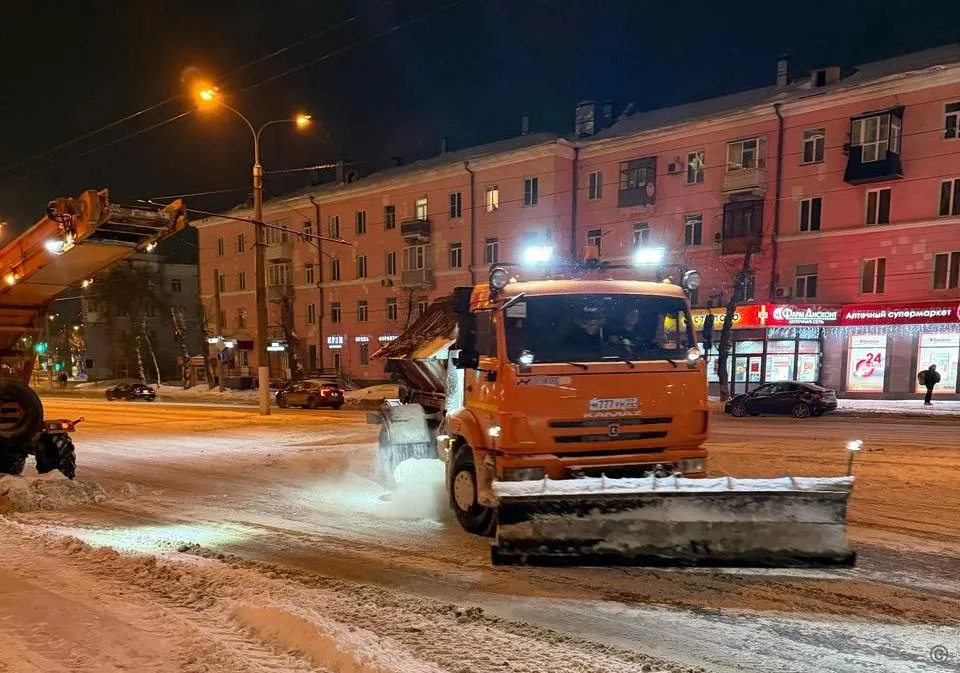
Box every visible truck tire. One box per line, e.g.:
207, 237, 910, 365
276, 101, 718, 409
449, 448, 496, 537
0, 451, 27, 476
37, 434, 76, 480
0, 378, 43, 444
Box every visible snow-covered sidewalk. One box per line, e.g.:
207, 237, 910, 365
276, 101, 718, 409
837, 398, 960, 416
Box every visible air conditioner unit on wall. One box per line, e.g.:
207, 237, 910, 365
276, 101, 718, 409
775, 286, 791, 299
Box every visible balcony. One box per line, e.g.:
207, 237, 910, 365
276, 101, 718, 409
400, 218, 431, 241
401, 268, 434, 289
722, 168, 766, 195
843, 144, 903, 184
721, 234, 762, 256
721, 199, 763, 256
267, 283, 294, 301
266, 240, 293, 261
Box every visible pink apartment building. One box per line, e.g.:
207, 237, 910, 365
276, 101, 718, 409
198, 44, 960, 398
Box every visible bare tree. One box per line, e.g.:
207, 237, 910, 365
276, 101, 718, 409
171, 306, 191, 388
141, 317, 161, 385
198, 302, 216, 390
278, 295, 304, 381
716, 245, 755, 401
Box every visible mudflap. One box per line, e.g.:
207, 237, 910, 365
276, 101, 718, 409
376, 403, 437, 488
490, 476, 856, 568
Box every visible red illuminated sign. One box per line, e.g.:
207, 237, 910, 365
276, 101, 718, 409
841, 301, 960, 326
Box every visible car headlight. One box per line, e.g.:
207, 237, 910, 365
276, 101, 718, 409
502, 467, 545, 481
677, 458, 706, 474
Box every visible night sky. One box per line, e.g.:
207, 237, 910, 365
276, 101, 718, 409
0, 0, 955, 234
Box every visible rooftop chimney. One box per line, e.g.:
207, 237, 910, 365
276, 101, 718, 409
521, 114, 530, 136
440, 137, 448, 154
776, 54, 790, 87
335, 160, 345, 184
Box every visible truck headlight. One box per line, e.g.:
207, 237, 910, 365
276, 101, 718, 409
678, 458, 706, 474
502, 467, 545, 481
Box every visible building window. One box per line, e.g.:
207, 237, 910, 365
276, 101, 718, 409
933, 251, 960, 290
449, 242, 462, 268
384, 205, 396, 230
865, 188, 891, 225
851, 114, 901, 162
328, 215, 340, 238
946, 102, 960, 140
355, 210, 367, 235
171, 277, 183, 293
216, 237, 224, 257
302, 220, 313, 237
356, 255, 368, 279
802, 129, 825, 164
305, 264, 314, 285
330, 258, 341, 281
485, 185, 499, 212
847, 334, 887, 393
265, 222, 289, 244
618, 157, 657, 206
402, 244, 430, 272
861, 257, 887, 294
686, 151, 705, 184
236, 271, 246, 291
726, 137, 766, 171
795, 264, 818, 299
386, 297, 398, 321
799, 197, 822, 232
484, 237, 499, 264
268, 263, 290, 286
306, 303, 316, 324
359, 343, 369, 366
237, 308, 247, 328
449, 192, 462, 218
939, 178, 960, 217
683, 214, 702, 246
415, 198, 428, 220
237, 233, 245, 253
632, 223, 650, 247
586, 228, 602, 254
217, 271, 225, 292
357, 300, 368, 323
588, 171, 603, 200
330, 302, 341, 323
523, 177, 539, 206
417, 299, 429, 316
385, 250, 397, 276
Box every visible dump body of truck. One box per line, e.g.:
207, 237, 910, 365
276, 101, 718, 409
0, 190, 187, 477
373, 269, 855, 567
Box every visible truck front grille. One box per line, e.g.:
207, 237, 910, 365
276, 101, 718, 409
549, 416, 672, 428
554, 431, 668, 444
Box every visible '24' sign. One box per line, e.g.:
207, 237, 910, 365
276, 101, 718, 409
854, 352, 883, 378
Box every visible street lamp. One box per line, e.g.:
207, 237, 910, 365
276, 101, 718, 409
195, 85, 312, 415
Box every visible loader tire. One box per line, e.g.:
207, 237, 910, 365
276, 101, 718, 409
0, 450, 27, 476
450, 449, 496, 537
37, 434, 76, 480
792, 403, 811, 419
0, 379, 43, 444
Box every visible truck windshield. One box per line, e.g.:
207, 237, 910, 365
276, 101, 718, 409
503, 293, 695, 364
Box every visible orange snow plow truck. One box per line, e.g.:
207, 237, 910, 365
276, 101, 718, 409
372, 252, 856, 567
0, 189, 187, 478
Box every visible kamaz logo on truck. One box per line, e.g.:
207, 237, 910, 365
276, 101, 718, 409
585, 397, 639, 418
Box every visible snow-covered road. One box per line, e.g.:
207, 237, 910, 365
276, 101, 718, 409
1, 400, 958, 672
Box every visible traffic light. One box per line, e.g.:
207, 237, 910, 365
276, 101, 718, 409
33, 341, 48, 354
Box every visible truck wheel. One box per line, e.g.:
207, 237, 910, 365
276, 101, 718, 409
0, 451, 27, 476
0, 379, 43, 444
450, 449, 496, 537
37, 434, 76, 479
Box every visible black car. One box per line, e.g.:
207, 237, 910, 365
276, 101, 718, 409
105, 382, 157, 401
724, 381, 837, 419
275, 379, 345, 409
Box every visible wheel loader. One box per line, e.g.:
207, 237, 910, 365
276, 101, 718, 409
371, 249, 856, 567
0, 190, 187, 478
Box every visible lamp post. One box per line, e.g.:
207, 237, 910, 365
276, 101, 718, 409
197, 86, 310, 415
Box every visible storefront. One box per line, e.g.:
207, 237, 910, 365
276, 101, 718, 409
823, 300, 960, 399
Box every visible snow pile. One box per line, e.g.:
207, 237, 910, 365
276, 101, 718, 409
838, 398, 960, 416
494, 475, 855, 498
0, 474, 106, 513
346, 384, 399, 401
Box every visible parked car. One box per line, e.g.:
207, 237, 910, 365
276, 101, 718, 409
105, 382, 157, 402
275, 379, 345, 410
724, 382, 837, 419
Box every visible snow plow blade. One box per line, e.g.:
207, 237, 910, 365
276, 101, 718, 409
491, 476, 856, 568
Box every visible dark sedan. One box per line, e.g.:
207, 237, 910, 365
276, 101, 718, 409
724, 382, 837, 419
276, 379, 345, 410
105, 382, 157, 401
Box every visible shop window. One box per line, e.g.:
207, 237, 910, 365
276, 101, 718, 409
861, 257, 886, 294
933, 251, 960, 290
915, 332, 959, 393
359, 343, 369, 365
846, 334, 887, 392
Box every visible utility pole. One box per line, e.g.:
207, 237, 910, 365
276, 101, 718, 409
253, 155, 270, 414
213, 270, 225, 393
45, 316, 53, 389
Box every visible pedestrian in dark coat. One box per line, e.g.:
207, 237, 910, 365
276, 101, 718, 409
919, 364, 941, 405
